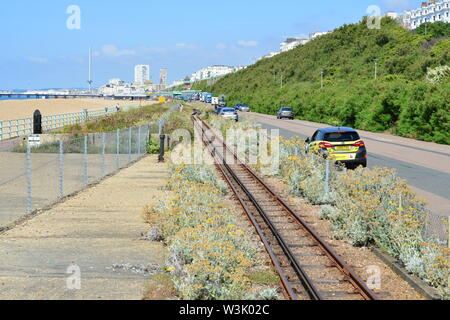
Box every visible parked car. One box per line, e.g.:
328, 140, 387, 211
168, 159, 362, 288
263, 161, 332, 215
218, 96, 227, 107
239, 104, 250, 112
216, 106, 225, 114
305, 127, 367, 169
277, 107, 294, 120
219, 108, 239, 122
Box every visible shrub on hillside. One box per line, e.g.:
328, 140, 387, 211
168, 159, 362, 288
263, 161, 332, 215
195, 18, 450, 144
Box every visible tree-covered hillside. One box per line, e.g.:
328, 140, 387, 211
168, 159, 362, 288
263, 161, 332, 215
194, 18, 450, 144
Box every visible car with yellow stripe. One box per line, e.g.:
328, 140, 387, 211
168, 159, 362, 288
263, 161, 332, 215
305, 127, 367, 168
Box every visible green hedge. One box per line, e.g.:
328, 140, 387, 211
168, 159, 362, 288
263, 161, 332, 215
197, 18, 450, 144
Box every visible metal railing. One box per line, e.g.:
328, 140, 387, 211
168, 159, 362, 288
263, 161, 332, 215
0, 104, 141, 141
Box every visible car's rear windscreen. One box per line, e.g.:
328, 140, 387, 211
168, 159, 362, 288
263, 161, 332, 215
324, 132, 360, 142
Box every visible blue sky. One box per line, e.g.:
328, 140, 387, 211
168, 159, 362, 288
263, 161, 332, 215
0, 0, 417, 89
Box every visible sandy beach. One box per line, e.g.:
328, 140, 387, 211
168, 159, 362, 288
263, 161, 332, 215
0, 99, 141, 121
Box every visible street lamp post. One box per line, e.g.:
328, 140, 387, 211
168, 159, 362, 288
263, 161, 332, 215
374, 58, 378, 80
321, 68, 324, 89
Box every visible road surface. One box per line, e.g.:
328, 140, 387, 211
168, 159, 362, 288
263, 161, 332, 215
243, 113, 450, 218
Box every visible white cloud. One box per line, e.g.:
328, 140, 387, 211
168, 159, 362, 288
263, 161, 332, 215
382, 0, 412, 11
237, 40, 258, 47
100, 45, 135, 57
175, 43, 198, 49
28, 57, 49, 64
216, 43, 227, 50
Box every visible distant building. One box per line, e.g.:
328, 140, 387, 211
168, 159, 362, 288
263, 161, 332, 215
134, 65, 150, 84
309, 31, 331, 40
384, 11, 399, 19
258, 52, 281, 61
401, 0, 450, 30
98, 77, 165, 95
190, 65, 235, 82
170, 80, 184, 87
233, 66, 247, 72
108, 78, 125, 86
159, 69, 168, 88
278, 32, 330, 55
280, 38, 309, 52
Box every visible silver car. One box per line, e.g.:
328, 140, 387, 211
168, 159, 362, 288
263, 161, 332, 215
239, 105, 250, 112
277, 107, 294, 120
219, 108, 239, 122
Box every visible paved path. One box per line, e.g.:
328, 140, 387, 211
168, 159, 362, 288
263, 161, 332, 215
244, 113, 450, 217
0, 155, 168, 300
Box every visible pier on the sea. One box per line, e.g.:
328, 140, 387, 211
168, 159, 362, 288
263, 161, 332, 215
0, 92, 152, 101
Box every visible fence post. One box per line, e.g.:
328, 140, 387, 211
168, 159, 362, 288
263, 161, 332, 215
116, 129, 120, 169
158, 135, 166, 163
59, 140, 64, 198
324, 159, 330, 195
128, 127, 132, 162
138, 126, 142, 156
26, 142, 32, 214
101, 133, 106, 177
448, 217, 450, 248
0, 120, 3, 141
147, 124, 151, 144
83, 135, 88, 186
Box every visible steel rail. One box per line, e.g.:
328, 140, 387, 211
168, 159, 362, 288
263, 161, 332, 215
193, 115, 379, 301
193, 118, 299, 300
194, 117, 320, 299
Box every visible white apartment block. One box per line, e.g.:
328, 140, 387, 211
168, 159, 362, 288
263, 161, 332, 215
402, 0, 450, 29
190, 65, 235, 82
134, 65, 150, 84
279, 32, 330, 54
309, 31, 331, 40
258, 52, 281, 61
100, 78, 161, 95
159, 69, 168, 87
280, 38, 309, 52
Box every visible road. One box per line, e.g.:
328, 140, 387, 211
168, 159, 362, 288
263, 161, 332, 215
243, 112, 450, 218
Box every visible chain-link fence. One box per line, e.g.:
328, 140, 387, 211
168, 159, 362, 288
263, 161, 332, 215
0, 122, 159, 230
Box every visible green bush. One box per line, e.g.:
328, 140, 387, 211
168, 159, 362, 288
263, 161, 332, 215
147, 139, 160, 154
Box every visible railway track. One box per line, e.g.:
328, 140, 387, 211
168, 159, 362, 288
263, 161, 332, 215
193, 115, 378, 301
